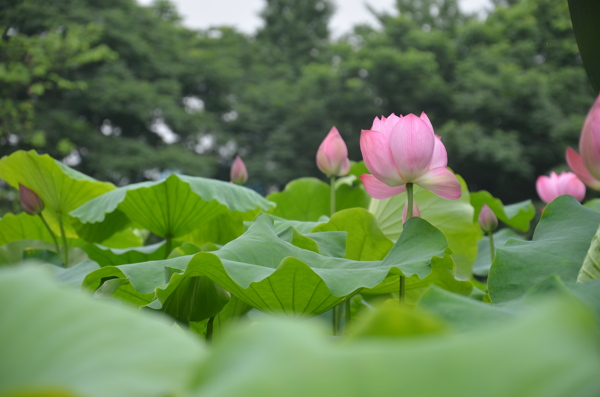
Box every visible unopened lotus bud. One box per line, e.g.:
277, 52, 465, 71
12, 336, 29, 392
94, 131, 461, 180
19, 184, 44, 215
478, 204, 498, 233
230, 156, 248, 185
316, 127, 350, 177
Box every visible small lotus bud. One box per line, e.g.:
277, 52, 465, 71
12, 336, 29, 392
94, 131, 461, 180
19, 184, 44, 215
316, 127, 350, 177
230, 156, 248, 185
478, 204, 498, 233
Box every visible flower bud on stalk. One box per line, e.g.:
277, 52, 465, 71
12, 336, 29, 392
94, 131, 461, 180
19, 184, 44, 215
316, 127, 350, 177
478, 204, 498, 234
230, 156, 248, 185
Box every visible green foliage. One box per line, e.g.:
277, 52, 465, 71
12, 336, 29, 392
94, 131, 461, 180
568, 0, 600, 93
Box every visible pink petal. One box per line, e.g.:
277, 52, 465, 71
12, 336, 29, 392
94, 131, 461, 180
429, 135, 448, 169
566, 147, 600, 190
562, 173, 586, 202
419, 112, 434, 134
478, 204, 498, 233
360, 129, 402, 185
536, 175, 558, 204
580, 94, 600, 181
360, 174, 406, 200
316, 127, 349, 177
383, 113, 401, 133
389, 114, 435, 182
413, 167, 462, 200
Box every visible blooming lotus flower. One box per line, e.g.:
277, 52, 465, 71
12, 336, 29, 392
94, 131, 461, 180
402, 198, 420, 223
230, 156, 248, 185
478, 204, 498, 233
19, 184, 44, 215
316, 127, 350, 177
535, 171, 585, 204
566, 94, 600, 189
359, 112, 461, 200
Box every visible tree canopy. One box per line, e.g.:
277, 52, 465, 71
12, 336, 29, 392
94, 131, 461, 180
0, 0, 595, 201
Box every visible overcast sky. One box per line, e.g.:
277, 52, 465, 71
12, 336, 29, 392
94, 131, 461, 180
138, 0, 492, 36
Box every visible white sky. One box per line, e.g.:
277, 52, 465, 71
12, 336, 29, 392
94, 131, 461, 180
139, 0, 492, 36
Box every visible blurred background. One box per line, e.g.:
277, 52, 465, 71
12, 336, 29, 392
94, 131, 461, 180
0, 0, 595, 209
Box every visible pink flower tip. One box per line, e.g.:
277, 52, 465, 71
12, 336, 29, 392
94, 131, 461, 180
19, 184, 44, 215
316, 127, 350, 177
478, 204, 498, 234
230, 156, 248, 185
579, 93, 600, 181
535, 171, 586, 204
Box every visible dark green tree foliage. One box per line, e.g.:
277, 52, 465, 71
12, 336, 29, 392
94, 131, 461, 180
0, 0, 219, 184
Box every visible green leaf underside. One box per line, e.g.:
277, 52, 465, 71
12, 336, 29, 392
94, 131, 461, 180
267, 177, 369, 222
488, 196, 600, 303
0, 150, 114, 238
369, 174, 479, 280
470, 190, 535, 232
0, 266, 204, 397
0, 212, 55, 246
82, 241, 168, 267
84, 215, 452, 316
71, 174, 274, 238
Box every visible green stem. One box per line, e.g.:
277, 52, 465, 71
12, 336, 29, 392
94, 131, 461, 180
333, 305, 341, 336
165, 234, 172, 259
399, 183, 413, 304
38, 213, 60, 255
405, 183, 414, 221
488, 231, 495, 264
330, 176, 336, 217
206, 316, 215, 343
344, 299, 351, 330
57, 212, 68, 266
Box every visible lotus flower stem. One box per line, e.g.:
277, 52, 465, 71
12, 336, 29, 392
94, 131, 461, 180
344, 299, 351, 327
206, 316, 215, 343
165, 234, 172, 259
488, 231, 495, 264
398, 183, 414, 303
37, 213, 60, 255
333, 306, 342, 336
330, 176, 336, 216
57, 212, 68, 266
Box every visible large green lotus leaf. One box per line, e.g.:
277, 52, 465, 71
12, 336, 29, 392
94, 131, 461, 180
71, 174, 273, 239
188, 299, 600, 397
82, 241, 169, 267
472, 228, 526, 277
369, 175, 478, 280
271, 216, 325, 233
99, 227, 145, 248
267, 177, 369, 221
470, 191, 535, 232
488, 196, 600, 303
0, 212, 54, 245
277, 226, 347, 258
178, 212, 246, 246
41, 259, 101, 288
311, 208, 393, 261
182, 214, 450, 316
578, 224, 600, 281
584, 198, 600, 212
0, 150, 115, 238
0, 266, 204, 397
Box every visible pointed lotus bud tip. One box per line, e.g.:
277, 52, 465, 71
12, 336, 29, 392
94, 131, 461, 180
478, 204, 498, 234
579, 93, 600, 181
230, 156, 248, 185
19, 184, 44, 215
316, 126, 350, 177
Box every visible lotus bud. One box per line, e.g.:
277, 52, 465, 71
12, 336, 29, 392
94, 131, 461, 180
230, 156, 248, 185
579, 94, 600, 181
19, 184, 44, 215
402, 198, 420, 223
316, 127, 350, 177
478, 204, 498, 234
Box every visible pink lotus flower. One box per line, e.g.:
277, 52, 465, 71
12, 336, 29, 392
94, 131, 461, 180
478, 204, 498, 233
535, 171, 585, 204
316, 127, 350, 177
19, 184, 44, 215
566, 94, 600, 190
359, 112, 461, 200
230, 156, 248, 185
